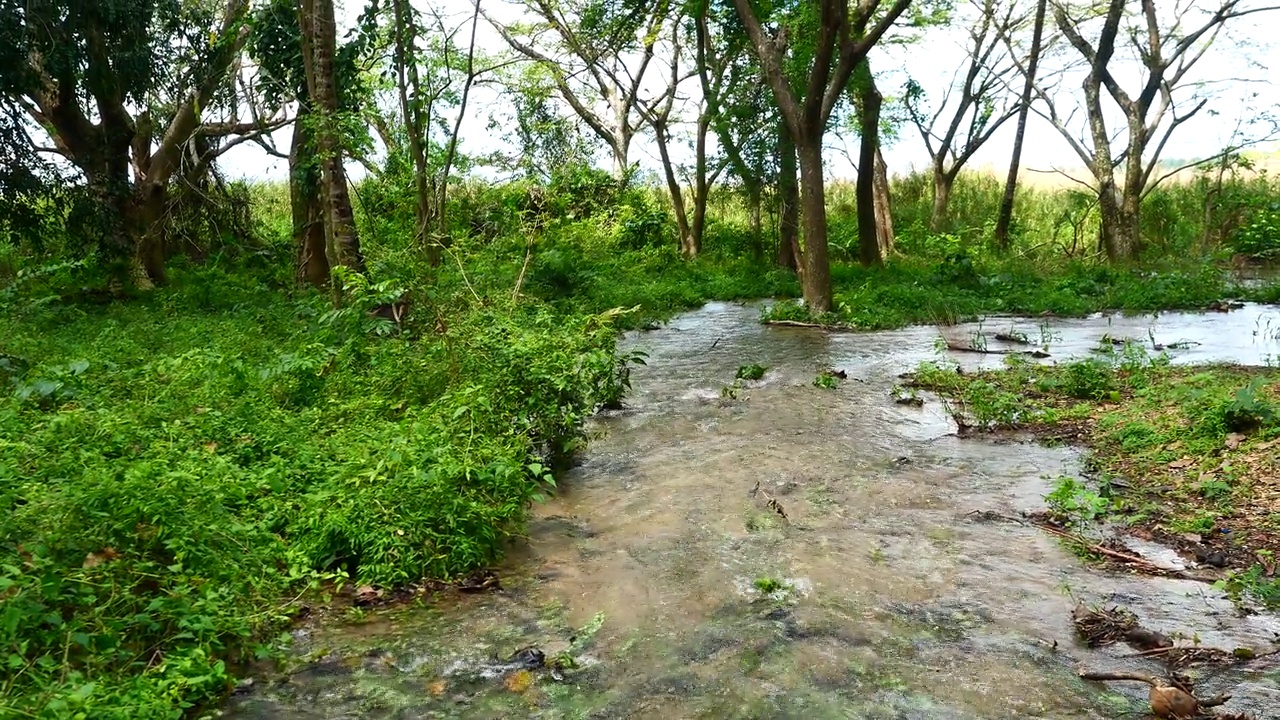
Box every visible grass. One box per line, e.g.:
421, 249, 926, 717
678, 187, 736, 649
908, 346, 1280, 607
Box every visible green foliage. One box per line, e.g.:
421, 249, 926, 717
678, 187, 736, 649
1230, 203, 1280, 259
0, 267, 630, 716
1215, 561, 1280, 609
735, 364, 768, 381
1192, 376, 1280, 435
1043, 359, 1118, 401
1045, 476, 1111, 529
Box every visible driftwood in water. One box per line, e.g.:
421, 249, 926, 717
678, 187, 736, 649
944, 340, 1050, 358
764, 320, 856, 332
1078, 669, 1232, 719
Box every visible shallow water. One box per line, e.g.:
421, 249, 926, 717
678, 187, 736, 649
223, 302, 1280, 719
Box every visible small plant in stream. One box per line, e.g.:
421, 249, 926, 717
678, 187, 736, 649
735, 363, 768, 381
813, 372, 839, 389
1045, 476, 1110, 529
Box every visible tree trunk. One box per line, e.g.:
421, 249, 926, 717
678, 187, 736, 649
132, 184, 168, 285
748, 182, 764, 259
1119, 180, 1143, 259
994, 0, 1047, 249
928, 168, 953, 234
300, 0, 365, 276
777, 119, 799, 271
795, 135, 833, 312
391, 0, 439, 266
873, 147, 895, 257
855, 73, 883, 267
691, 114, 712, 257
653, 120, 696, 257
1096, 182, 1126, 261
290, 113, 330, 286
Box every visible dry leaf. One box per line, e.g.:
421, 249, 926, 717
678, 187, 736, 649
82, 547, 119, 568
1169, 458, 1193, 469
427, 679, 447, 696
1258, 552, 1277, 577
1225, 433, 1246, 450
504, 669, 533, 693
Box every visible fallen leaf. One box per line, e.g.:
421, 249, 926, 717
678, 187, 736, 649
1258, 552, 1277, 576
504, 669, 533, 693
82, 547, 119, 569
1225, 433, 1246, 450
1169, 458, 1193, 469
427, 679, 447, 696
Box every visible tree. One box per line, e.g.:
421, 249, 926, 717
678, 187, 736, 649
3, 0, 258, 287
635, 2, 736, 258
992, 0, 1046, 249
484, 0, 666, 178
698, 0, 782, 263
1036, 0, 1279, 260
904, 0, 1020, 232
299, 0, 365, 276
851, 60, 895, 263
388, 0, 486, 264
731, 0, 913, 312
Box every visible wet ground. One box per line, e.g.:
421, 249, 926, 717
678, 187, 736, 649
223, 302, 1280, 719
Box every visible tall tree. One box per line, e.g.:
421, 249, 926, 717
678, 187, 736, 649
992, 0, 1046, 249
852, 61, 884, 265
299, 0, 365, 275
731, 0, 913, 312
4, 0, 257, 287
1035, 0, 1278, 260
391, 0, 437, 262
484, 0, 665, 178
904, 0, 1020, 232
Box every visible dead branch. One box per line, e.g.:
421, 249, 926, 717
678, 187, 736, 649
763, 320, 856, 332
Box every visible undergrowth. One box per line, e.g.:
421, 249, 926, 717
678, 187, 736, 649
0, 267, 630, 717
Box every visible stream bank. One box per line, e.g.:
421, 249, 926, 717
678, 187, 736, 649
222, 301, 1280, 719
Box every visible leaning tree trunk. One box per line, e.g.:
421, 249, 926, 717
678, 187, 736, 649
654, 119, 697, 257
795, 134, 834, 312
994, 0, 1047, 249
290, 111, 330, 286
300, 0, 365, 276
777, 119, 800, 271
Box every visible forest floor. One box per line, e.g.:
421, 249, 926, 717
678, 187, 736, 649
908, 351, 1280, 608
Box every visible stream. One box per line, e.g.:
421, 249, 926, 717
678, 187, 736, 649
223, 302, 1280, 719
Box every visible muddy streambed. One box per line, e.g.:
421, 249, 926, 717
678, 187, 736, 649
223, 303, 1280, 719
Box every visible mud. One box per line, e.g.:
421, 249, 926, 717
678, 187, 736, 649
222, 302, 1280, 719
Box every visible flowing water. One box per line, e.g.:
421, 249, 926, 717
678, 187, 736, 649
224, 303, 1280, 719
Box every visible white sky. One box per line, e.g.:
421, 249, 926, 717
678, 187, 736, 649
218, 0, 1280, 184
